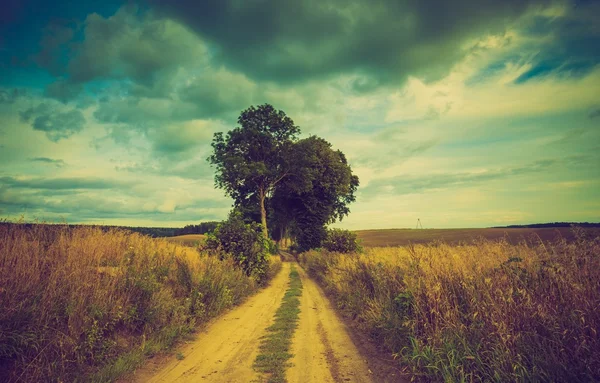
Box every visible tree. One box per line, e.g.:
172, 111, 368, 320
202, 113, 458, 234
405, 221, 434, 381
272, 136, 359, 251
208, 104, 299, 238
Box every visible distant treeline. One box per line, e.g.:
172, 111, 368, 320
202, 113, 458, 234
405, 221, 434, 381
0, 221, 219, 238
494, 222, 600, 228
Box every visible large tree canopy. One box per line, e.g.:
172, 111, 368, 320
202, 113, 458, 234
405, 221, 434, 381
208, 104, 299, 238
272, 136, 359, 250
209, 105, 358, 249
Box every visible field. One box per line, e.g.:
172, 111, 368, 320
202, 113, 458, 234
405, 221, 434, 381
0, 224, 280, 382
165, 234, 207, 247
3, 223, 599, 382
300, 228, 600, 382
356, 227, 600, 247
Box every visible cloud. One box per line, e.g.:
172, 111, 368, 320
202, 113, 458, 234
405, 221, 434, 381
178, 68, 256, 120
0, 182, 230, 223
20, 102, 86, 142
0, 176, 134, 190
361, 156, 591, 198
39, 5, 210, 101
115, 156, 214, 181
0, 88, 26, 104
35, 19, 76, 77
513, 1, 600, 83
154, 0, 551, 87
590, 106, 600, 119
30, 157, 66, 167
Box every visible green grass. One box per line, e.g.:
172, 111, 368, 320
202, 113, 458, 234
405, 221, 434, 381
254, 266, 302, 383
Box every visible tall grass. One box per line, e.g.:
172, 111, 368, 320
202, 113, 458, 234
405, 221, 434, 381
299, 230, 600, 382
0, 223, 281, 382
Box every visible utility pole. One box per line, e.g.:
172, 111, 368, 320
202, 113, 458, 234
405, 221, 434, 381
416, 218, 423, 229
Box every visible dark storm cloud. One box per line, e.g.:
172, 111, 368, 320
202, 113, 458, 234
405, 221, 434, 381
178, 71, 255, 120
444, 1, 600, 87
35, 19, 77, 77
30, 157, 66, 167
512, 2, 600, 83
361, 156, 592, 198
45, 79, 84, 102
153, 0, 549, 88
37, 5, 209, 101
20, 102, 86, 142
0, 88, 26, 104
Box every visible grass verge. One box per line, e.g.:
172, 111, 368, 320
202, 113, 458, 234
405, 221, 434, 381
0, 223, 282, 382
254, 266, 302, 383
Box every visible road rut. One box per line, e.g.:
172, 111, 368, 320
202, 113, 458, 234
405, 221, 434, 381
130, 262, 291, 383
128, 259, 381, 382
287, 265, 373, 383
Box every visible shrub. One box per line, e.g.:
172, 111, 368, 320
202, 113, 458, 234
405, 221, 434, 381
322, 228, 362, 253
203, 212, 270, 282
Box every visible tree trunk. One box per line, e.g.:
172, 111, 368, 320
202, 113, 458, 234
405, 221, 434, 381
259, 189, 268, 239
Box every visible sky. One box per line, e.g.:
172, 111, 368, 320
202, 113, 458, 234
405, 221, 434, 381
0, 0, 599, 229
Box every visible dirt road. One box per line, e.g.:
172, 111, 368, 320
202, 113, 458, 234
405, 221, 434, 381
131, 263, 291, 383
287, 265, 373, 382
128, 260, 381, 382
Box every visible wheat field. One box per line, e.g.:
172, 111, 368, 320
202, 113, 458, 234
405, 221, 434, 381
0, 223, 281, 382
299, 228, 600, 382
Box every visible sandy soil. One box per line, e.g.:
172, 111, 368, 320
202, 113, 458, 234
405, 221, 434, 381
128, 259, 401, 382
127, 262, 291, 383
287, 265, 374, 383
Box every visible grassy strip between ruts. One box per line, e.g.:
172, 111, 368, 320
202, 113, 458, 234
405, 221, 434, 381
254, 265, 302, 383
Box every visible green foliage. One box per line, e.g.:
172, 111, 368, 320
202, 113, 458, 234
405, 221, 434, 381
208, 104, 300, 237
266, 239, 279, 255
273, 136, 359, 251
204, 211, 271, 282
207, 106, 359, 247
295, 216, 328, 252
322, 228, 362, 253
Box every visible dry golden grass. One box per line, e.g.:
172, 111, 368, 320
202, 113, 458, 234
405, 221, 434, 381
299, 228, 600, 382
356, 227, 600, 247
165, 234, 207, 247
0, 223, 281, 382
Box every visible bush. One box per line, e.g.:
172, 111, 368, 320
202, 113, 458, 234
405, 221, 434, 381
322, 228, 362, 253
203, 212, 270, 282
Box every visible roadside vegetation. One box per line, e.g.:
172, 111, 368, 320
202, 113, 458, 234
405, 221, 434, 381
254, 266, 303, 383
299, 229, 600, 382
0, 222, 281, 382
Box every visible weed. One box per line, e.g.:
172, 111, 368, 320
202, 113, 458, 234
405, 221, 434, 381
0, 223, 282, 382
254, 266, 302, 383
299, 232, 600, 382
